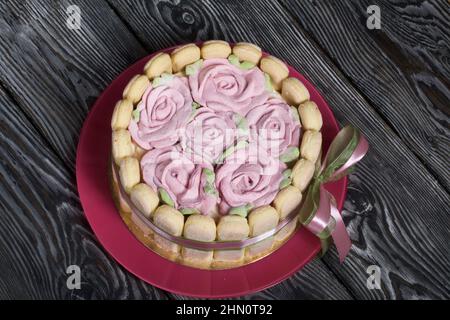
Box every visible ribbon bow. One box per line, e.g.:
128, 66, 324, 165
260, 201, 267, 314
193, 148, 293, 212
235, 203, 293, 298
299, 125, 369, 262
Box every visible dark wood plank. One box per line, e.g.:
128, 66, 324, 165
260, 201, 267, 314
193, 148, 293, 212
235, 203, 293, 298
0, 0, 147, 170
280, 0, 450, 191
0, 86, 169, 299
109, 0, 450, 299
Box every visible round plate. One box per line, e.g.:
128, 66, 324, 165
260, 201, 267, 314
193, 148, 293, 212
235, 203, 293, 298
76, 46, 347, 298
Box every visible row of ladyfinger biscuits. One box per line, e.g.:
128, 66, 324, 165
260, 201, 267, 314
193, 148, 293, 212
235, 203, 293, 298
111, 41, 324, 269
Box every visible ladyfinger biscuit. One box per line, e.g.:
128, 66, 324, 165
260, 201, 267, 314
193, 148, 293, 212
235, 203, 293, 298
171, 44, 201, 73
153, 205, 184, 258
112, 129, 135, 165
122, 75, 150, 104
273, 185, 302, 220
298, 101, 323, 131
111, 99, 133, 130
181, 215, 216, 269
144, 52, 172, 79
260, 56, 289, 91
300, 130, 322, 163
281, 77, 310, 105
130, 183, 159, 219
201, 40, 232, 59
246, 206, 279, 260
111, 175, 131, 213
119, 156, 140, 194
214, 215, 250, 268
232, 42, 262, 64
291, 158, 315, 192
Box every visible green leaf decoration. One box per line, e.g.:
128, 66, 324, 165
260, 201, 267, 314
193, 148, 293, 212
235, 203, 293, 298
227, 54, 240, 67
132, 109, 140, 122
229, 205, 249, 218
290, 106, 300, 123
192, 102, 201, 109
279, 147, 300, 163
158, 188, 175, 207
215, 140, 249, 164
202, 168, 215, 185
233, 113, 249, 133
245, 203, 254, 211
279, 177, 292, 190
282, 169, 292, 179
185, 59, 203, 76
180, 208, 199, 215
239, 61, 256, 70
264, 73, 274, 92
152, 73, 174, 87
204, 183, 218, 197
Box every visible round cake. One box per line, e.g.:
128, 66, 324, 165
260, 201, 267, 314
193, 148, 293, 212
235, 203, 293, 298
110, 41, 323, 269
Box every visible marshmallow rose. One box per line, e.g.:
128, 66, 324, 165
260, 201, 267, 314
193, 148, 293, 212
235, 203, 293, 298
188, 58, 268, 115
141, 146, 218, 214
246, 97, 300, 157
215, 144, 286, 214
128, 76, 192, 150
181, 108, 238, 164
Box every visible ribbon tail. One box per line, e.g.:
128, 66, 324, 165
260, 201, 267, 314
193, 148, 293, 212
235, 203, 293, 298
329, 201, 351, 263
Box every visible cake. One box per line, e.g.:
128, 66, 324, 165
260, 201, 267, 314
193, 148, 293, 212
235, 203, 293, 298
110, 41, 323, 269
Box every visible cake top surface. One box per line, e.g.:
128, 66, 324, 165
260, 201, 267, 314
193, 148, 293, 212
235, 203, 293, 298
125, 49, 302, 216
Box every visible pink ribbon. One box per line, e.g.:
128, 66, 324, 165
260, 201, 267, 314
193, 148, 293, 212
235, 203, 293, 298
305, 130, 369, 262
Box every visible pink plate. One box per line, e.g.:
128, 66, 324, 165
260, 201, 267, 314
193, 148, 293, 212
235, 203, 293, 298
76, 46, 347, 298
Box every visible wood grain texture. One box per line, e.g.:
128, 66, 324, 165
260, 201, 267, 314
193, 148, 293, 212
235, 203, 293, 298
280, 0, 450, 192
0, 86, 169, 299
0, 0, 147, 170
109, 0, 450, 299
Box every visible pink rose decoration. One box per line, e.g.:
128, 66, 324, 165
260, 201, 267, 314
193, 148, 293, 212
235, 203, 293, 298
246, 97, 300, 157
189, 58, 268, 115
141, 146, 218, 214
129, 76, 192, 150
215, 144, 286, 214
180, 108, 238, 163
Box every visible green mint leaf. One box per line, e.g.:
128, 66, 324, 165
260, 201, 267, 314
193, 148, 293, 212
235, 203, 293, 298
229, 205, 248, 218
279, 147, 300, 163
132, 109, 140, 122
158, 188, 175, 207
185, 59, 203, 76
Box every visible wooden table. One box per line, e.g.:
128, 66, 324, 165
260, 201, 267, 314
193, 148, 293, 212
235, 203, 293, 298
0, 0, 448, 300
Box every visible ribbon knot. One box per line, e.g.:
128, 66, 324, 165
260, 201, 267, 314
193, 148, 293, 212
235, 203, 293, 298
299, 125, 369, 262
